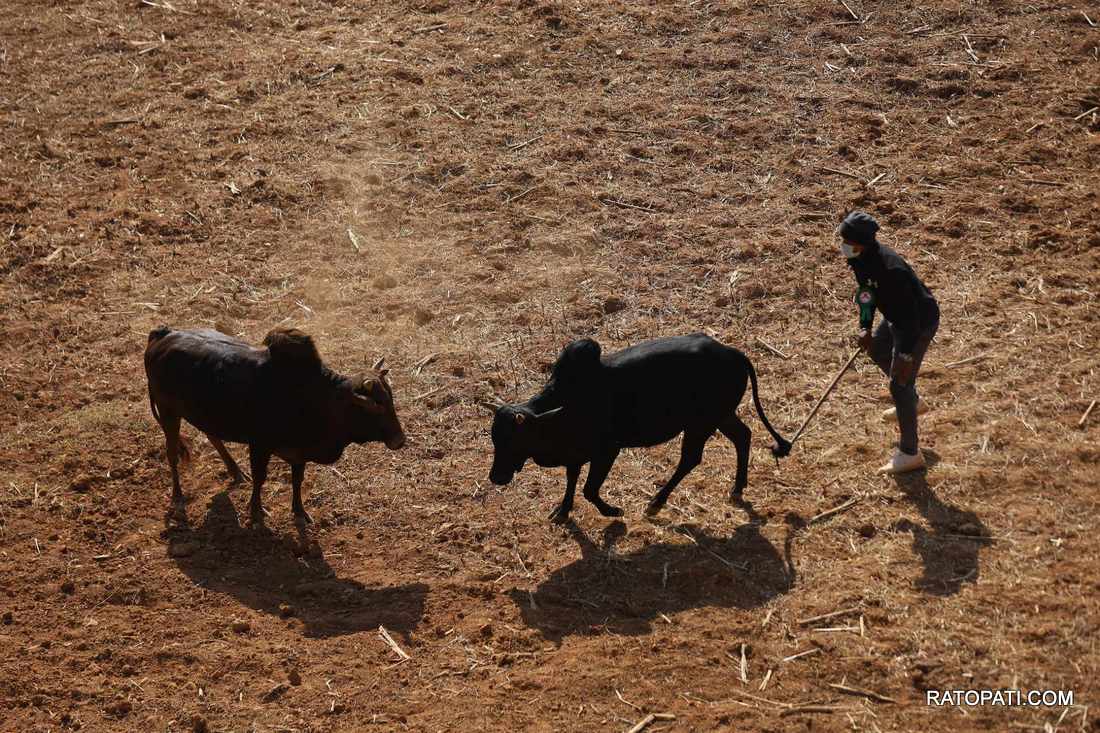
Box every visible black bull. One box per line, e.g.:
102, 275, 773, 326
485, 334, 791, 523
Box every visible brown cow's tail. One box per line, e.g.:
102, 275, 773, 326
744, 354, 792, 459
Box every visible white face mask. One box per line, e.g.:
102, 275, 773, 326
839, 241, 858, 259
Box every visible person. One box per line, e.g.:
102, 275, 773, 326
838, 211, 940, 474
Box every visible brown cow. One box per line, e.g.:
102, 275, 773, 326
144, 326, 405, 523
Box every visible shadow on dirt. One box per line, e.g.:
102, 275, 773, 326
510, 509, 795, 642
167, 491, 427, 639
891, 453, 992, 596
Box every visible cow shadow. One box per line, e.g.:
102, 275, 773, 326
167, 492, 427, 639
510, 515, 795, 643
891, 456, 992, 596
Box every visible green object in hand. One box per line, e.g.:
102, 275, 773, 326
855, 286, 876, 330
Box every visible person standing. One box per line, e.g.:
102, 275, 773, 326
838, 211, 940, 474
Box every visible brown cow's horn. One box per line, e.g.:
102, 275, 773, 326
479, 401, 500, 414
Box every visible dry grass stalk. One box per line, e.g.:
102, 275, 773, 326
627, 713, 675, 733
378, 625, 411, 661
828, 682, 896, 703
1079, 400, 1097, 428
836, 0, 859, 19
600, 198, 658, 214
780, 705, 849, 716
755, 337, 791, 360
782, 648, 821, 663
798, 607, 860, 626
945, 352, 993, 368
726, 687, 790, 708
811, 497, 860, 523
616, 689, 641, 712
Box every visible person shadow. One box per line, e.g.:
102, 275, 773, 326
167, 491, 428, 639
891, 452, 992, 596
510, 508, 795, 643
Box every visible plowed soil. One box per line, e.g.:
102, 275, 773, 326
2, 1, 1098, 731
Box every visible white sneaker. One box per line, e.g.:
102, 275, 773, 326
882, 399, 930, 422
878, 449, 926, 475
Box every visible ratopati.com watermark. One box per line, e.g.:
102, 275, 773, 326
927, 690, 1075, 707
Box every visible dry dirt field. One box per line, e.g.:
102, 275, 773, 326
2, 0, 1099, 731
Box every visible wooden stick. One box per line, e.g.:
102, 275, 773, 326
790, 349, 861, 444
829, 683, 896, 703
1074, 107, 1098, 121
811, 497, 860, 524
1079, 400, 1097, 428
759, 668, 773, 692
798, 607, 860, 626
378, 625, 411, 660
782, 648, 821, 663
1082, 11, 1098, 27
755, 337, 790, 360
810, 626, 860, 633
740, 643, 749, 683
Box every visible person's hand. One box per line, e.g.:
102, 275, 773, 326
853, 330, 873, 353
892, 354, 915, 384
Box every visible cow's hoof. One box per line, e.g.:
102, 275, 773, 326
644, 500, 664, 517
293, 509, 313, 525
549, 505, 571, 524
598, 504, 623, 518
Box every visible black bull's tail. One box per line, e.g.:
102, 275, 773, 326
145, 326, 191, 463
146, 327, 171, 427
744, 354, 792, 458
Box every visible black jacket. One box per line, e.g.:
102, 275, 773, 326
847, 241, 939, 353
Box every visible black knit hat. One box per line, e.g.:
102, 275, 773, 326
838, 211, 879, 246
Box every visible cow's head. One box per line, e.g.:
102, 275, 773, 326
484, 402, 563, 485
349, 357, 406, 450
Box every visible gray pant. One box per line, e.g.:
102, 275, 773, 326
869, 315, 939, 455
